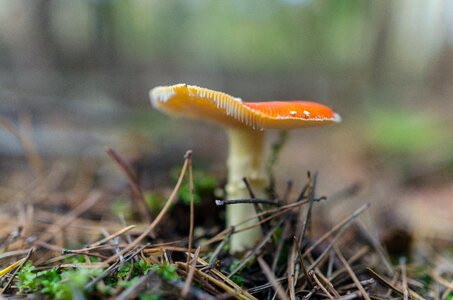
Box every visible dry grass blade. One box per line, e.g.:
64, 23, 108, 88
0, 248, 33, 294
257, 256, 289, 300
144, 246, 194, 254
196, 257, 257, 300
334, 245, 371, 300
228, 217, 285, 278
249, 204, 370, 296
66, 225, 137, 254
89, 225, 137, 248
356, 221, 394, 274
303, 203, 370, 257
106, 147, 152, 224
328, 246, 370, 281
206, 235, 228, 266
181, 246, 200, 297
0, 257, 27, 279
306, 217, 353, 271
37, 191, 102, 245
180, 266, 250, 300
0, 249, 30, 261
431, 271, 453, 290
104, 151, 191, 264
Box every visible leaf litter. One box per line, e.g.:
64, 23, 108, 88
0, 117, 451, 299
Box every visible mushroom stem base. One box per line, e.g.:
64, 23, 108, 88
226, 128, 267, 253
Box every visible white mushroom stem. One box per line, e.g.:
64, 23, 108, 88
225, 127, 268, 253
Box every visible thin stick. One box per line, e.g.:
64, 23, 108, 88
334, 246, 371, 300
204, 196, 327, 247
310, 270, 334, 299
337, 278, 375, 292
242, 177, 266, 224
182, 246, 200, 297
400, 257, 409, 300
287, 238, 297, 300
366, 268, 424, 300
336, 290, 361, 300
186, 152, 195, 271
292, 179, 309, 290
299, 172, 317, 246
327, 250, 335, 278
366, 267, 404, 297
282, 181, 293, 203
271, 220, 290, 273
258, 256, 289, 300
242, 177, 256, 199
315, 270, 340, 298
215, 199, 279, 206
104, 151, 191, 264
296, 183, 309, 202
294, 236, 313, 288
106, 148, 152, 224
207, 233, 230, 266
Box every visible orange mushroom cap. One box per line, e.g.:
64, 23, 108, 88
150, 84, 341, 130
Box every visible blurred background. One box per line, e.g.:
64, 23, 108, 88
0, 0, 452, 247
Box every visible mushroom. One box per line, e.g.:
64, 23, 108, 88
150, 84, 341, 253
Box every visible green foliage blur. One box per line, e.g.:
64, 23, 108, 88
2, 0, 452, 162
367, 108, 449, 155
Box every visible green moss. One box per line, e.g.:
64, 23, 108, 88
171, 167, 218, 205
17, 262, 101, 299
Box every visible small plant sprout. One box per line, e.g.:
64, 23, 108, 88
150, 84, 340, 253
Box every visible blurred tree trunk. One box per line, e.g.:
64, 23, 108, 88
369, 1, 392, 91
0, 0, 57, 91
